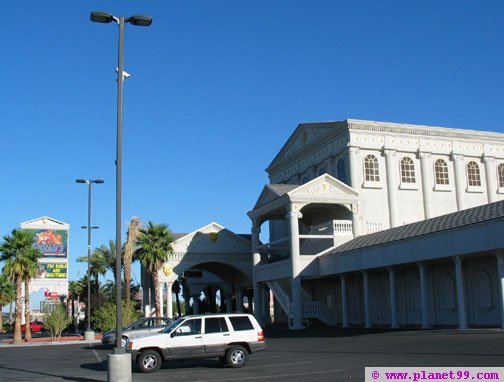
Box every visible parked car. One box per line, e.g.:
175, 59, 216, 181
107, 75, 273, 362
101, 317, 173, 347
21, 320, 44, 333
126, 313, 265, 373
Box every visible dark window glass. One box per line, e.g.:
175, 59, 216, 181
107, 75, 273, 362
205, 317, 229, 334
229, 316, 254, 331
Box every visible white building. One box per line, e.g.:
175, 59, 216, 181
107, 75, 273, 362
144, 118, 504, 330
248, 119, 504, 329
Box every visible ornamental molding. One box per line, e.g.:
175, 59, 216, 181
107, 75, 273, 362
347, 120, 504, 143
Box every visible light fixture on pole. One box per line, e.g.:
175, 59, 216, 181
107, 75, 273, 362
90, 10, 152, 381
76, 178, 104, 340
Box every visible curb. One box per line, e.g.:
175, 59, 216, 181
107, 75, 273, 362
1, 334, 103, 344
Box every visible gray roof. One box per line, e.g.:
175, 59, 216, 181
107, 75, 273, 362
266, 184, 298, 197
324, 200, 504, 256
172, 233, 188, 241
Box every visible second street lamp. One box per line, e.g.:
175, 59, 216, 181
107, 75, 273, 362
76, 178, 104, 340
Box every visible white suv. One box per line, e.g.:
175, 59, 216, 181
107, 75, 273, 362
126, 313, 265, 373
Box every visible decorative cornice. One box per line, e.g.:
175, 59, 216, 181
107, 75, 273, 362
347, 119, 504, 143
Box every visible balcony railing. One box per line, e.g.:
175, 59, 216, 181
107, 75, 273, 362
258, 220, 354, 262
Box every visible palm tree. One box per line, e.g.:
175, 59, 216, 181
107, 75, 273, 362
77, 246, 109, 310
0, 229, 42, 344
124, 217, 141, 307
22, 251, 40, 341
136, 222, 174, 317
68, 280, 83, 328
0, 274, 16, 334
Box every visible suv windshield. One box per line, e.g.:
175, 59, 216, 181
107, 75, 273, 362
161, 317, 185, 333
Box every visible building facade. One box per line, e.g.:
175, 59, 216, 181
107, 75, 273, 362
143, 118, 504, 330
249, 119, 504, 329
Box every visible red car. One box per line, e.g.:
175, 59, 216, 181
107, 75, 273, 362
21, 321, 44, 333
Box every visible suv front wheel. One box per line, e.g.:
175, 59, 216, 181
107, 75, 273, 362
225, 345, 249, 368
137, 349, 162, 373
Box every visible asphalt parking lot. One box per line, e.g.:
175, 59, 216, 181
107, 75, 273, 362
0, 326, 503, 381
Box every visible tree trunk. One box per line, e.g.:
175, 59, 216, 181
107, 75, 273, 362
124, 262, 131, 307
24, 280, 32, 341
152, 270, 161, 318
9, 301, 13, 324
13, 280, 23, 344
0, 304, 3, 334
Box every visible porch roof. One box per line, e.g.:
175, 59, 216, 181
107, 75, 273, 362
323, 200, 504, 257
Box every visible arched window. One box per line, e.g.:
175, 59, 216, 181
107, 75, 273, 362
466, 161, 481, 187
337, 159, 346, 183
434, 159, 449, 185
498, 163, 504, 188
400, 157, 416, 183
364, 155, 380, 182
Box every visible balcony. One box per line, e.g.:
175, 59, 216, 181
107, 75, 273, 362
258, 220, 354, 263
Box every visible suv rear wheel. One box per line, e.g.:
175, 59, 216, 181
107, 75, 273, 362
137, 349, 162, 373
225, 345, 249, 368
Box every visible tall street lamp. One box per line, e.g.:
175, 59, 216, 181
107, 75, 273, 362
90, 10, 152, 381
76, 178, 104, 340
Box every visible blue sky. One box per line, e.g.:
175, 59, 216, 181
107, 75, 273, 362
1, 1, 504, 305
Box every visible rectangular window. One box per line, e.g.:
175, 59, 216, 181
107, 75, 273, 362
205, 317, 229, 334
229, 316, 254, 331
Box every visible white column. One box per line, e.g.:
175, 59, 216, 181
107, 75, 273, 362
348, 146, 360, 189
388, 267, 398, 328
453, 256, 468, 329
166, 282, 173, 318
159, 282, 164, 317
251, 224, 263, 324
384, 149, 399, 228
451, 154, 466, 211
418, 262, 430, 329
496, 252, 504, 330
362, 271, 372, 328
341, 274, 349, 328
483, 155, 497, 203
288, 208, 304, 329
418, 152, 433, 219
351, 204, 362, 238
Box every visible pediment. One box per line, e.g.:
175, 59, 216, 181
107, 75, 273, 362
20, 216, 69, 229
289, 174, 359, 201
172, 222, 251, 253
267, 122, 347, 171
253, 184, 296, 209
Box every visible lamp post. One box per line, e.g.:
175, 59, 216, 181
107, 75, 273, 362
90, 11, 152, 381
76, 178, 104, 340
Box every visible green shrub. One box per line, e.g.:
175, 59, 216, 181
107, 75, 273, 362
92, 302, 140, 333
44, 304, 72, 340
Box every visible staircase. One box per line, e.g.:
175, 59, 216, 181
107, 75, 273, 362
266, 281, 337, 327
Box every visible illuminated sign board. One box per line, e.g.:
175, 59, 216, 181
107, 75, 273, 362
25, 229, 68, 258
37, 263, 67, 279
